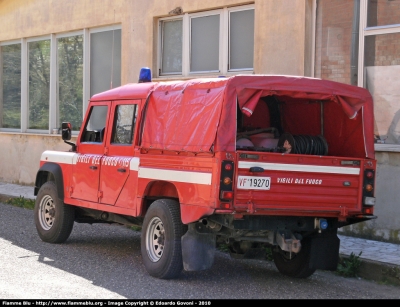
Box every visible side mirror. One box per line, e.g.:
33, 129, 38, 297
61, 122, 72, 141
61, 122, 77, 152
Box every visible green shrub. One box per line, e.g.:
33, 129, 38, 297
336, 251, 362, 277
216, 242, 230, 253
265, 246, 273, 261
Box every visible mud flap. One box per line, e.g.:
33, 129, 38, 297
309, 230, 340, 271
181, 223, 216, 271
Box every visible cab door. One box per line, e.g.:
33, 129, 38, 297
99, 100, 140, 205
71, 102, 110, 202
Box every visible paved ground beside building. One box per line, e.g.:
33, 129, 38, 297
0, 181, 399, 287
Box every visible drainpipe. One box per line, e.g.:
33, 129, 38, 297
351, 0, 360, 86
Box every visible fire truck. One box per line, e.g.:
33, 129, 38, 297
34, 69, 376, 279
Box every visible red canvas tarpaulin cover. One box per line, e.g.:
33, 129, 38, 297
141, 78, 227, 152
138, 75, 374, 158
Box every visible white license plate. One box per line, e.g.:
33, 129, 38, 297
237, 176, 271, 190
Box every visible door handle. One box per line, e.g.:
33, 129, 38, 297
89, 166, 98, 170
117, 168, 126, 173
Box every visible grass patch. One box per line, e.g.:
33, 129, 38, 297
380, 266, 400, 286
217, 242, 230, 253
265, 246, 273, 261
5, 196, 36, 210
382, 266, 400, 281
336, 251, 362, 277
130, 225, 142, 232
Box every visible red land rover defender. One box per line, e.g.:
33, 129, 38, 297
34, 72, 376, 279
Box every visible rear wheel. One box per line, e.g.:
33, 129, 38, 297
272, 237, 316, 278
141, 199, 186, 279
34, 181, 75, 243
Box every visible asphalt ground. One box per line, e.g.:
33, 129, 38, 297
0, 181, 399, 287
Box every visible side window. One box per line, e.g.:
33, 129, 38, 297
81, 105, 108, 143
158, 4, 254, 77
111, 104, 137, 145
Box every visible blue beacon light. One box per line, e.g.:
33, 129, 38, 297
138, 67, 152, 83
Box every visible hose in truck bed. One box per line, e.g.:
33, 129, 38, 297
278, 133, 328, 155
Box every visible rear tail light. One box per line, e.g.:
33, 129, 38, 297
363, 169, 375, 210
223, 177, 232, 185
220, 191, 233, 200
220, 160, 234, 201
365, 184, 373, 192
221, 203, 231, 209
363, 207, 373, 214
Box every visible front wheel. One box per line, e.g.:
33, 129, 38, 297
34, 181, 75, 243
141, 199, 186, 279
272, 237, 316, 278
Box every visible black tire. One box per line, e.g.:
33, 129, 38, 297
141, 199, 186, 279
272, 237, 316, 278
34, 181, 75, 243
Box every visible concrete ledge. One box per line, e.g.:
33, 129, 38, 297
0, 183, 35, 200
0, 194, 15, 203
340, 255, 400, 287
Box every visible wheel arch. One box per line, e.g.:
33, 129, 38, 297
140, 180, 179, 216
34, 162, 65, 201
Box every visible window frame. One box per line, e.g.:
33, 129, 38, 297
111, 103, 138, 145
228, 6, 256, 72
26, 35, 52, 134
159, 19, 184, 76
0, 39, 22, 132
55, 30, 84, 133
189, 9, 223, 74
89, 25, 122, 99
358, 0, 400, 152
158, 4, 255, 78
0, 25, 121, 135
80, 104, 109, 144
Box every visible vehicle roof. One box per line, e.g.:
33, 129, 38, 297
91, 75, 375, 158
90, 82, 156, 101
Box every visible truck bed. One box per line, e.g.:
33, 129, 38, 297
234, 150, 370, 218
